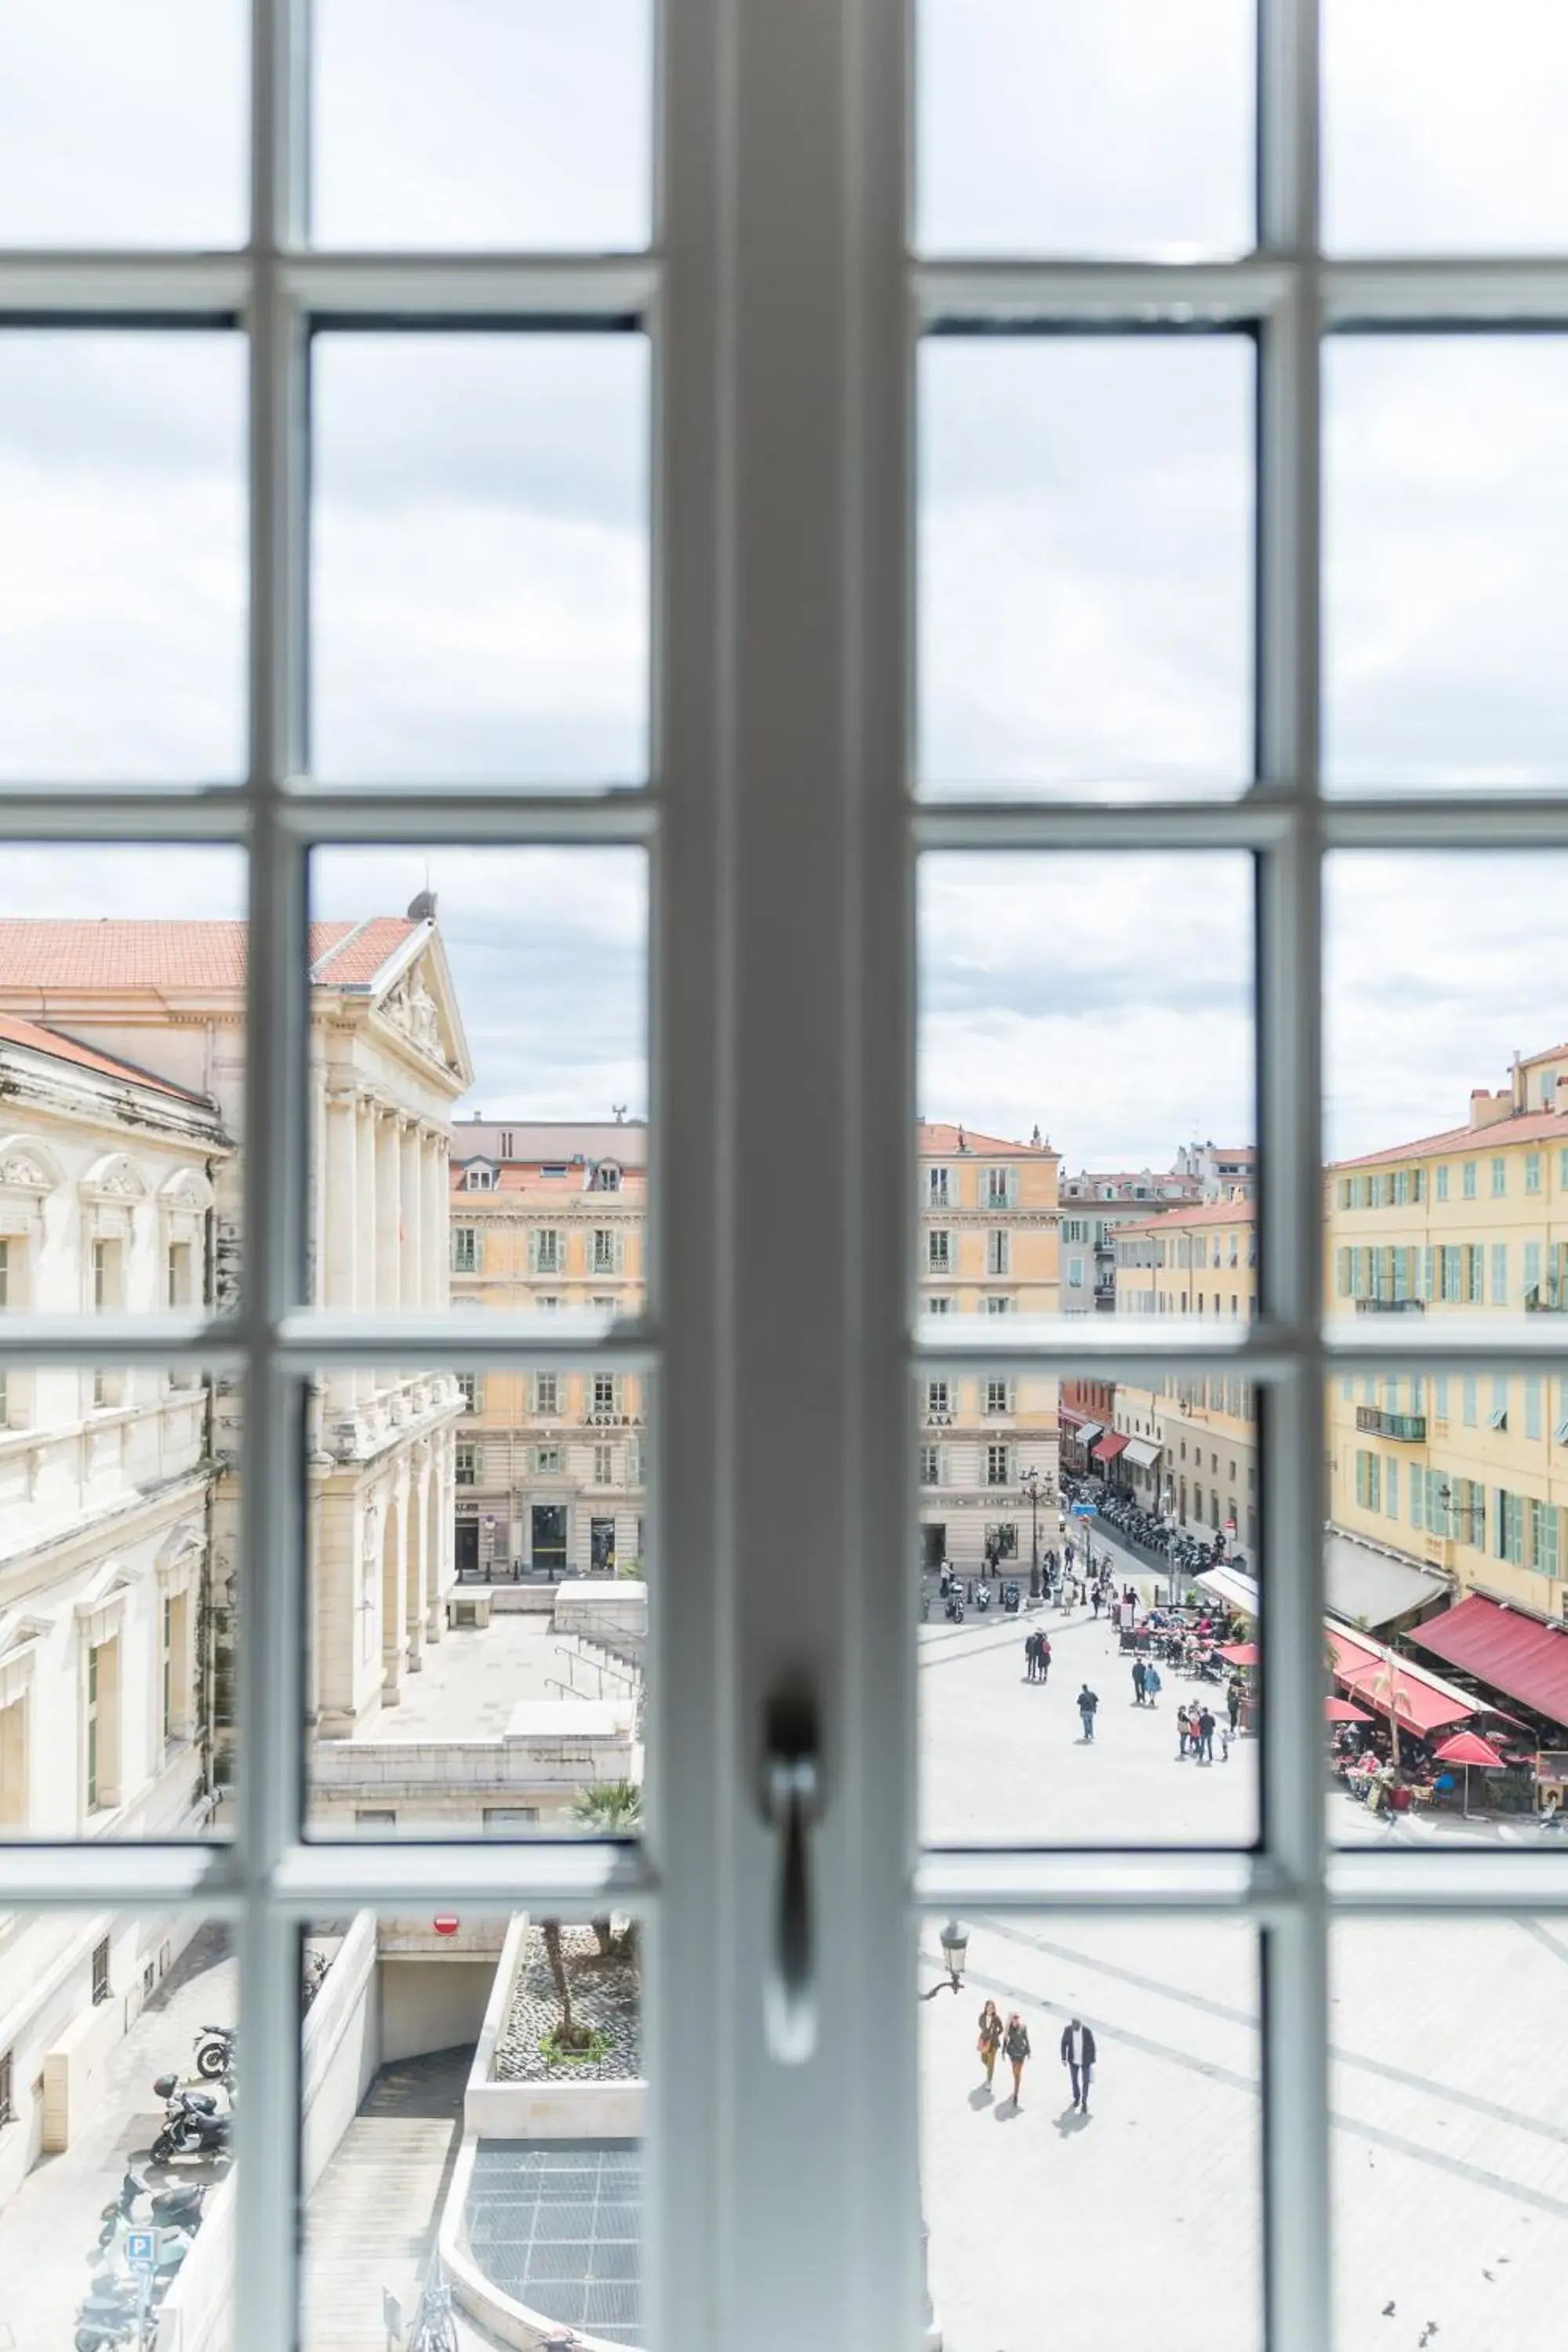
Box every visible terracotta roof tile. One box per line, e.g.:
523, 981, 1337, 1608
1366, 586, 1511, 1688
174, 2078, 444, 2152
1330, 1106, 1567, 1171
1120, 1200, 1257, 1236
919, 1121, 1056, 1157
0, 918, 419, 993
0, 1012, 207, 1104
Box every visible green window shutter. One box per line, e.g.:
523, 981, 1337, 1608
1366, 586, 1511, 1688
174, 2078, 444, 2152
1385, 1459, 1398, 1519
1336, 1245, 1352, 1298
1491, 1243, 1508, 1305
1410, 1470, 1425, 1530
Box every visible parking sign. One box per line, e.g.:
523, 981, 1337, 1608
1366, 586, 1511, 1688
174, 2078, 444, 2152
125, 2229, 157, 2272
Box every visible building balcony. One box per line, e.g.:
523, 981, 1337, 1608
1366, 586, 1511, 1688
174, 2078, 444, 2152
1354, 1296, 1425, 1314
1354, 1405, 1427, 1443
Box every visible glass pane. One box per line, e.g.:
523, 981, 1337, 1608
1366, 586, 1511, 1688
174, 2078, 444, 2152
305, 1365, 649, 1840
0, 1364, 235, 1840
313, 0, 652, 250
1325, 337, 1568, 793
0, 0, 246, 246
0, 333, 246, 782
0, 844, 249, 1327
1333, 1919, 1567, 2346
311, 334, 650, 786
916, 0, 1255, 258
299, 1911, 644, 2350
919, 336, 1254, 798
1325, 0, 1568, 254
0, 1915, 234, 2347
1325, 852, 1568, 1840
918, 854, 1258, 1845
921, 1915, 1261, 2349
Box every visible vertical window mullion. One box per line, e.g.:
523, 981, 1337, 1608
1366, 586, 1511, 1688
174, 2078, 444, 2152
233, 10, 310, 2352
1257, 5, 1331, 2351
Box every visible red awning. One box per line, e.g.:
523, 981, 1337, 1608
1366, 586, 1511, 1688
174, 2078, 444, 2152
1408, 1594, 1568, 1731
1058, 1407, 1089, 1429
1093, 1432, 1130, 1462
1326, 1629, 1475, 1735
1214, 1642, 1259, 1666
1324, 1696, 1373, 1723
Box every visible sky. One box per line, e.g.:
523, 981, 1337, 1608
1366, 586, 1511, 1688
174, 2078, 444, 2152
0, 2, 1566, 1160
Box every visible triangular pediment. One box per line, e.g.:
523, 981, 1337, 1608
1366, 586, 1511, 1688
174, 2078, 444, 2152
370, 933, 474, 1094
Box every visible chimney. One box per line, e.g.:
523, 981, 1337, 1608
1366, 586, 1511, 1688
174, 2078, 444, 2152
1468, 1087, 1513, 1131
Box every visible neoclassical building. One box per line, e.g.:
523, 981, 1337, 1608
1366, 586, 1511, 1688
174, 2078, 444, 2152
0, 1011, 230, 2198
0, 907, 473, 1747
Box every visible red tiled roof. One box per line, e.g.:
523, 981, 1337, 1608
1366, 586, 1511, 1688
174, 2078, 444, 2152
919, 1121, 1056, 1157
0, 918, 419, 993
1330, 1105, 1566, 1172
1408, 1594, 1568, 1732
1120, 1200, 1256, 1236
0, 1012, 206, 1104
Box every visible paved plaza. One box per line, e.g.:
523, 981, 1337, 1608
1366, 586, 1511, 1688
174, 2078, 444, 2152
919, 1599, 1568, 2352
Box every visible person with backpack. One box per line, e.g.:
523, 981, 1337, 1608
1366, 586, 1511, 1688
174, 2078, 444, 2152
1076, 1683, 1099, 1743
1037, 1634, 1051, 1686
1004, 2012, 1032, 2110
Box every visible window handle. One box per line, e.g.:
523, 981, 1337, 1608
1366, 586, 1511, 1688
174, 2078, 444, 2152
760, 1692, 822, 2066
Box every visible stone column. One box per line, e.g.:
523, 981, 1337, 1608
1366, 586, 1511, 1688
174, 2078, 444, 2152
354, 1092, 378, 1409
405, 1441, 430, 1671
401, 1120, 424, 1318
323, 1088, 358, 1420
374, 1105, 401, 1403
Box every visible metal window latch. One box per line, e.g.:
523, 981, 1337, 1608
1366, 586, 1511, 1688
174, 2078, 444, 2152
760, 1691, 822, 2067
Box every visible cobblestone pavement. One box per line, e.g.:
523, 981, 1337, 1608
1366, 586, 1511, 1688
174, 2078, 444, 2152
0, 1922, 235, 2352
919, 1605, 1568, 2352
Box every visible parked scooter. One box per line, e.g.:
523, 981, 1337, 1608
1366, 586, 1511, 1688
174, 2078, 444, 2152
149, 2074, 232, 2165
974, 1581, 992, 1613
944, 1589, 964, 1624
74, 2272, 148, 2352
98, 2170, 205, 2251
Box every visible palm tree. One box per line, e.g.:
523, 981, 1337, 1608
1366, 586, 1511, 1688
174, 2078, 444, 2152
572, 1780, 643, 1956
540, 1918, 594, 2053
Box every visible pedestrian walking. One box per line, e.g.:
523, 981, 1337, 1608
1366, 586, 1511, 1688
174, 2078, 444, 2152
976, 1998, 1003, 2091
1091, 1585, 1102, 1619
1024, 1630, 1039, 1682
1197, 1704, 1216, 1764
1059, 2016, 1097, 2114
1076, 1683, 1099, 1743
1219, 1720, 1232, 1762
1004, 2012, 1031, 2109
1131, 1657, 1147, 1706
1038, 1634, 1051, 1685
1176, 1704, 1191, 1758
1143, 1661, 1161, 1708
1226, 1677, 1243, 1736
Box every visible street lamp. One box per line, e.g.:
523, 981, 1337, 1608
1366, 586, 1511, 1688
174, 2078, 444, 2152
916, 1921, 969, 2350
1019, 1465, 1044, 1602
920, 1917, 969, 1998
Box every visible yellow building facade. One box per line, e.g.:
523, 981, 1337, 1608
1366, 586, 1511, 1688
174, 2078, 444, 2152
1114, 1200, 1259, 1555
916, 1122, 1061, 1573
1326, 1062, 1568, 1619
448, 1122, 648, 1579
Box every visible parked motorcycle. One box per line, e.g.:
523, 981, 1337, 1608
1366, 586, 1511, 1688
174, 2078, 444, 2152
150, 2074, 232, 2165
944, 1590, 964, 1624
974, 1581, 991, 1612
194, 2024, 234, 2082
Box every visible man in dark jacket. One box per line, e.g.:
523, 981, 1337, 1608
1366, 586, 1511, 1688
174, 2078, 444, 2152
1076, 1684, 1098, 1742
1060, 2016, 1098, 2114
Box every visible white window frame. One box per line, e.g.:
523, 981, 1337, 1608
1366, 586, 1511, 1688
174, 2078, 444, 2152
2, 11, 1563, 2352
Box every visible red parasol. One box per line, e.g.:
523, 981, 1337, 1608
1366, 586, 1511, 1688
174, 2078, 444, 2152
1214, 1642, 1259, 1667
1432, 1727, 1505, 1817
1432, 1730, 1504, 1769
1324, 1696, 1372, 1723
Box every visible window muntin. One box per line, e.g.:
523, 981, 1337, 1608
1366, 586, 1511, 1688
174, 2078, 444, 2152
0, 11, 1557, 2352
